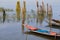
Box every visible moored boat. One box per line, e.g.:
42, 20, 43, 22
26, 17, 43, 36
52, 19, 60, 23
23, 24, 60, 37
46, 19, 60, 26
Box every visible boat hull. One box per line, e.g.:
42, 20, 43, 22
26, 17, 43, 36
46, 19, 60, 26
23, 24, 60, 38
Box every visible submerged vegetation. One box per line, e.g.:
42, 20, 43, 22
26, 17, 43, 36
16, 0, 21, 21
37, 1, 46, 25
0, 0, 60, 40
0, 7, 14, 12
0, 0, 53, 24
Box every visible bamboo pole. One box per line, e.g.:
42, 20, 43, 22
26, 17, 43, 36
47, 3, 52, 32
22, 0, 26, 19
36, 0, 39, 24
16, 0, 21, 21
47, 3, 48, 18
21, 0, 26, 33
39, 0, 46, 25
49, 5, 52, 32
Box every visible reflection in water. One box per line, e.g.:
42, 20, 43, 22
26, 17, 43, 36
5, 14, 8, 22
16, 0, 21, 21
25, 32, 28, 40
46, 3, 58, 40
21, 0, 28, 39
47, 3, 52, 32
22, 0, 26, 33
6, 13, 16, 23
0, 16, 2, 23
24, 31, 56, 40
39, 5, 45, 25
0, 0, 59, 40
36, 0, 39, 25
22, 19, 25, 33
27, 14, 30, 24
39, 0, 46, 25
22, 1, 26, 20
31, 9, 36, 21
3, 9, 6, 23
37, 0, 46, 26
47, 4, 52, 21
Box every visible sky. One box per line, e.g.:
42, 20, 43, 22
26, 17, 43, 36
0, 0, 60, 11
0, 0, 60, 19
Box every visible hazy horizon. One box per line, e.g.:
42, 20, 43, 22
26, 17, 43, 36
0, 0, 60, 18
0, 0, 60, 10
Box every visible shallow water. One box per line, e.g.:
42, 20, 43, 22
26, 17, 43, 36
0, 0, 60, 40
0, 11, 60, 40
0, 19, 59, 40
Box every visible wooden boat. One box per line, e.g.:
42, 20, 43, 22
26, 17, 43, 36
52, 19, 60, 23
45, 19, 60, 26
23, 24, 60, 37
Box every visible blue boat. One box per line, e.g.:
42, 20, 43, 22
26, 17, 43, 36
23, 24, 60, 37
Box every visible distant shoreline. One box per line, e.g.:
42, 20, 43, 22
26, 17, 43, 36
0, 8, 14, 12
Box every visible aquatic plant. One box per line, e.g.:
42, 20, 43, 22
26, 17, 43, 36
16, 0, 21, 21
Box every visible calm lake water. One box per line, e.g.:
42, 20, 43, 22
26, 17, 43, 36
0, 0, 60, 40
